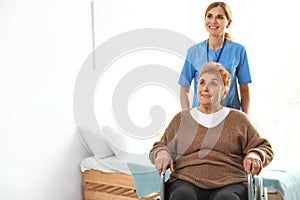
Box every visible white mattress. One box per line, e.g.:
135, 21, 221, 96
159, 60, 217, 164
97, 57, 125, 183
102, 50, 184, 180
80, 156, 130, 174
81, 154, 154, 175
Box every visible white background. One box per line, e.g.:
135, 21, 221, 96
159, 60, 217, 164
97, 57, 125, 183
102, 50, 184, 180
1, 0, 299, 199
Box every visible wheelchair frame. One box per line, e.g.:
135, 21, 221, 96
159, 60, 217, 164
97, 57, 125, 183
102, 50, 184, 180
248, 172, 268, 200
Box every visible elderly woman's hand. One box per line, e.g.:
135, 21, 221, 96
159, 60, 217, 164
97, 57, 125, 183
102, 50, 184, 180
154, 150, 174, 176
243, 152, 263, 176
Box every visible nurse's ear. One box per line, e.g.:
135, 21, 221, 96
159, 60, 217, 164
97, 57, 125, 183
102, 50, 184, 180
226, 20, 232, 28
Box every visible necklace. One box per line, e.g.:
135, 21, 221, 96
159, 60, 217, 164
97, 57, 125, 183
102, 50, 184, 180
206, 38, 226, 63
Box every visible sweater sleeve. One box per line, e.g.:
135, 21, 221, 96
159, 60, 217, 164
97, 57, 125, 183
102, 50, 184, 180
149, 111, 182, 164
241, 113, 274, 167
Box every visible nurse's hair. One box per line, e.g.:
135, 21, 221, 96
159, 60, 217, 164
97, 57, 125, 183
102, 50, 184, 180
199, 62, 231, 90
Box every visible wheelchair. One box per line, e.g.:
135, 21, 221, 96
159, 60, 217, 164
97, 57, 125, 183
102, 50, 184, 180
248, 172, 268, 200
159, 172, 268, 200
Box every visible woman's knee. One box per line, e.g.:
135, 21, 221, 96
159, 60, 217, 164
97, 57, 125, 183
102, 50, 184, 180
167, 180, 199, 200
169, 186, 198, 200
211, 190, 240, 200
210, 184, 247, 200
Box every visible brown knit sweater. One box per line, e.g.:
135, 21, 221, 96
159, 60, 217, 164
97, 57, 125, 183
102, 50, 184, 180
149, 109, 273, 189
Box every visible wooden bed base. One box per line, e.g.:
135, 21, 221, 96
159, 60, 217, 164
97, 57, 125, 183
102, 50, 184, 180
268, 192, 283, 200
82, 170, 283, 200
82, 170, 160, 200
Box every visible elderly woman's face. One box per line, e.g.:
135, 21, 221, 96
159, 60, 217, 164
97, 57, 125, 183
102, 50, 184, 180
197, 72, 225, 106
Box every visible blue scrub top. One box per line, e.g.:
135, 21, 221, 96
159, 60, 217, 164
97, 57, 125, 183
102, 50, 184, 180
178, 40, 252, 109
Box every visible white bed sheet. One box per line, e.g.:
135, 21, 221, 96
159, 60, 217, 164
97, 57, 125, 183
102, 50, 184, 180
81, 156, 131, 174
81, 154, 154, 175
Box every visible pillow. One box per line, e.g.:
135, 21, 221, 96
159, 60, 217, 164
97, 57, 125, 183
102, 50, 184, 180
102, 126, 158, 162
76, 126, 114, 158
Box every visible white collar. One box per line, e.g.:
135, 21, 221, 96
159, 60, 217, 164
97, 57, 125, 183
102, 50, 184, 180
190, 107, 230, 128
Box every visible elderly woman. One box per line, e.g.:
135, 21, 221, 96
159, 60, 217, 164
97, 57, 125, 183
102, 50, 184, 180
149, 62, 273, 200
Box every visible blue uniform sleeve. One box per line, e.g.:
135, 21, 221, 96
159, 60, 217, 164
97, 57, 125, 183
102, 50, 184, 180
236, 47, 252, 84
178, 49, 197, 86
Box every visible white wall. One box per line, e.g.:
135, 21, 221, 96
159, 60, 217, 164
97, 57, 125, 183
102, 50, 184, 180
0, 0, 192, 199
0, 0, 91, 199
